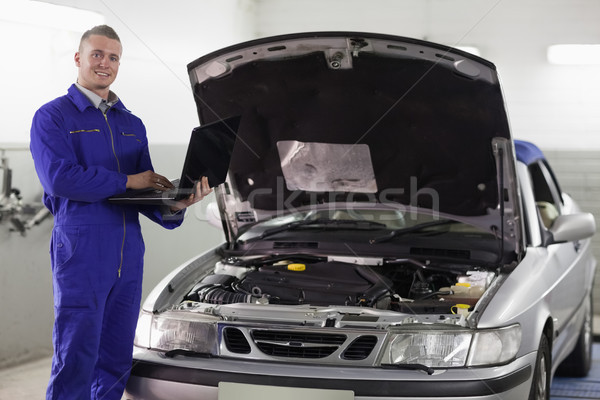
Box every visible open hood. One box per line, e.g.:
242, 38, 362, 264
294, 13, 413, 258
187, 32, 520, 253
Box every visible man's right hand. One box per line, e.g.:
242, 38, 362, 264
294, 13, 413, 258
126, 170, 174, 191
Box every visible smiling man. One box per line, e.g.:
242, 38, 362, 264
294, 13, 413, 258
30, 25, 211, 400
75, 27, 121, 99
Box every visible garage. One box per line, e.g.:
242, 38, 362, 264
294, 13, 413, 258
1, 2, 599, 400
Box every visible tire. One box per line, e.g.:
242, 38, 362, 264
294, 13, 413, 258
556, 293, 593, 377
529, 334, 551, 400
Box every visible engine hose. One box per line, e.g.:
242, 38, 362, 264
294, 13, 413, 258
199, 287, 256, 305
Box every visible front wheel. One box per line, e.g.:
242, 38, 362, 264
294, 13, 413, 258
556, 292, 593, 377
529, 334, 551, 400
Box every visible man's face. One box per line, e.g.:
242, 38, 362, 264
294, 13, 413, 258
75, 34, 122, 97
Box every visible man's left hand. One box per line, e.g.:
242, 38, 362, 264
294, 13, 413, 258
170, 176, 213, 212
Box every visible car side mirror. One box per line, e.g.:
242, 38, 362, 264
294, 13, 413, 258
547, 212, 596, 245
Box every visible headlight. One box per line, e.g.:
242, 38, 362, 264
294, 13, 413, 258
134, 312, 153, 349
383, 328, 472, 367
381, 324, 521, 368
134, 311, 219, 354
468, 324, 522, 366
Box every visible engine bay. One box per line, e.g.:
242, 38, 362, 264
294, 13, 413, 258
181, 257, 495, 315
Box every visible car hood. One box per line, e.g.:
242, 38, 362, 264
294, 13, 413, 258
187, 32, 521, 254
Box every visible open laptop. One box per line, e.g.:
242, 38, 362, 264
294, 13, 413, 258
108, 116, 239, 205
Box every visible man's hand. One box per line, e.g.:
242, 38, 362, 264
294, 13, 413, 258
170, 176, 213, 212
126, 170, 174, 191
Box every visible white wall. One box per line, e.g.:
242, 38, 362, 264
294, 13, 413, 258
0, 0, 257, 145
2, 0, 599, 148
253, 0, 600, 150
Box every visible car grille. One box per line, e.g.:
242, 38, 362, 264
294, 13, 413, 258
342, 335, 378, 360
252, 330, 346, 358
223, 327, 251, 354
221, 326, 380, 364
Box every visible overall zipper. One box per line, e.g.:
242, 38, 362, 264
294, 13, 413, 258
104, 111, 126, 278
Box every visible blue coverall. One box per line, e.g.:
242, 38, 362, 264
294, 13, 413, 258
30, 84, 183, 400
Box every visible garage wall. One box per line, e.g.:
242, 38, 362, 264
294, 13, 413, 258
0, 148, 54, 368
0, 0, 258, 145
254, 0, 600, 151
0, 146, 225, 369
0, 0, 254, 369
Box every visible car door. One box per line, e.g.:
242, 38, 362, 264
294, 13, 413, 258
528, 159, 588, 354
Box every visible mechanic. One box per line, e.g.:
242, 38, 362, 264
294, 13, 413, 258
29, 25, 212, 400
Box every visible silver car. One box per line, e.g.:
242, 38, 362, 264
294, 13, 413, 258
124, 32, 596, 400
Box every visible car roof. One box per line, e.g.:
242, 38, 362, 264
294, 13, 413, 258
514, 140, 546, 165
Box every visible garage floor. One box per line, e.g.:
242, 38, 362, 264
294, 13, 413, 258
1, 344, 600, 399
551, 341, 600, 400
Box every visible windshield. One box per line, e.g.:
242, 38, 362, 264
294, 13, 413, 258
229, 208, 500, 264
237, 208, 492, 242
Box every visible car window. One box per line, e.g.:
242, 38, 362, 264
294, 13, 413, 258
528, 160, 563, 229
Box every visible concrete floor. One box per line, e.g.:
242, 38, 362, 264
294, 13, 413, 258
0, 357, 124, 400
0, 357, 50, 399
2, 318, 600, 399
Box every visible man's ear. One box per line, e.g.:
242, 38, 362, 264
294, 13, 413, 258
74, 52, 81, 67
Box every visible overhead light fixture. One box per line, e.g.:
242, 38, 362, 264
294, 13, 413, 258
0, 0, 104, 32
547, 44, 600, 65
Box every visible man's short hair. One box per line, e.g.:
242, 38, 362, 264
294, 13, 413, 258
79, 25, 121, 51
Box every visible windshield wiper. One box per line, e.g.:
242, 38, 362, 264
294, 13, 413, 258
380, 363, 435, 375
369, 219, 457, 244
243, 218, 387, 243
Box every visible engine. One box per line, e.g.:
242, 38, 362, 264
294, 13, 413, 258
182, 258, 494, 313
184, 261, 393, 308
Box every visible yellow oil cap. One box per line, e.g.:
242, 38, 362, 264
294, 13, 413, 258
455, 282, 471, 287
287, 263, 306, 271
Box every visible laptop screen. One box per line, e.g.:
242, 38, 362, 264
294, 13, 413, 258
108, 116, 239, 205
178, 115, 240, 196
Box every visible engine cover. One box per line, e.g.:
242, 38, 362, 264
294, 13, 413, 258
238, 261, 392, 307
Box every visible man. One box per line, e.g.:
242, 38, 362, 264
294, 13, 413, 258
30, 25, 211, 399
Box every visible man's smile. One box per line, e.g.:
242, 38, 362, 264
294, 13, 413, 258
75, 34, 122, 97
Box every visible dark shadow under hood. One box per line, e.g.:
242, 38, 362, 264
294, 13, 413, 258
187, 32, 517, 244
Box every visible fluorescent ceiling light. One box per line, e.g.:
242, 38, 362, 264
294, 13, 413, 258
0, 0, 104, 32
547, 44, 600, 65
455, 46, 481, 57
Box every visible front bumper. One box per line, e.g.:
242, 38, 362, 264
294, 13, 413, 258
124, 349, 536, 400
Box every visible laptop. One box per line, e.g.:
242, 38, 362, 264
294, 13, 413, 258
108, 116, 240, 205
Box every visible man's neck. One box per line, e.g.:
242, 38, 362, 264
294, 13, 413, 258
74, 83, 118, 108
90, 87, 109, 100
